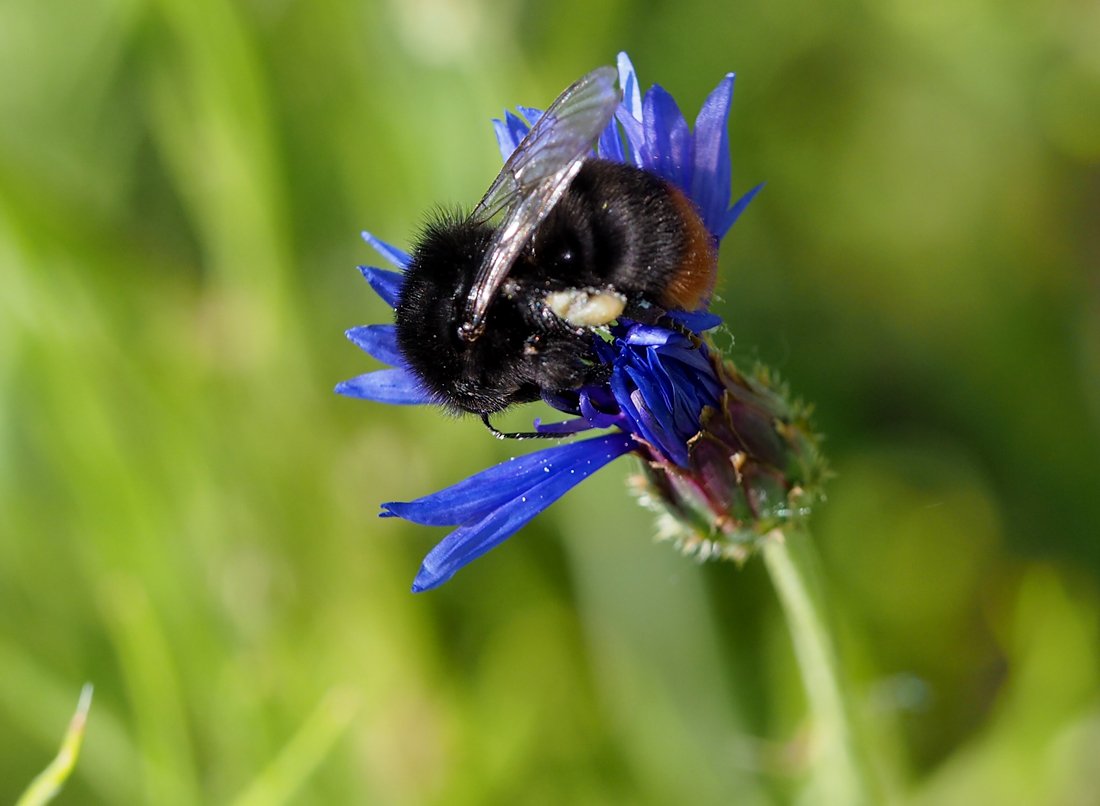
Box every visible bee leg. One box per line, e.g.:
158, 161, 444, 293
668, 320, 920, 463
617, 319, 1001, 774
480, 413, 561, 441
655, 313, 706, 346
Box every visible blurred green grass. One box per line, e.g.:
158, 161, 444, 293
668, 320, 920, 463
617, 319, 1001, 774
1, 0, 1098, 802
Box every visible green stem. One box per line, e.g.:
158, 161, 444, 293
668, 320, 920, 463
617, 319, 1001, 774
762, 530, 876, 805
16, 683, 94, 806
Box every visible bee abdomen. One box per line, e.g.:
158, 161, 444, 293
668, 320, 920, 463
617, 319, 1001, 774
557, 161, 718, 314
659, 184, 718, 312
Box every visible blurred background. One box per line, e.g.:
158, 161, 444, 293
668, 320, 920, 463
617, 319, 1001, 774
2, 0, 1098, 802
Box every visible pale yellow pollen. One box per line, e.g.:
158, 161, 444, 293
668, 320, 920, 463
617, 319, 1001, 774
544, 288, 627, 327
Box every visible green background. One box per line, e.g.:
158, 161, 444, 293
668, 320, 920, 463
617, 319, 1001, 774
2, 0, 1097, 802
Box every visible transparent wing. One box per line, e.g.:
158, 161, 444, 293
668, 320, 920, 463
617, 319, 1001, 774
461, 66, 621, 337
473, 66, 619, 222
462, 159, 584, 337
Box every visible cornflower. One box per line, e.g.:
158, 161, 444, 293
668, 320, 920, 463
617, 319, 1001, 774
338, 53, 826, 592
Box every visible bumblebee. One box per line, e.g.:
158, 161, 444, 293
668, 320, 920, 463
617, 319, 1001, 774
394, 66, 717, 434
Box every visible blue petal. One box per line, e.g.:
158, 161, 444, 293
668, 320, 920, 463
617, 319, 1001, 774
617, 52, 643, 121
494, 110, 535, 161
493, 117, 520, 161
346, 324, 404, 366
610, 369, 660, 457
384, 433, 635, 526
663, 368, 705, 440
717, 182, 765, 241
614, 53, 642, 166
597, 120, 625, 162
335, 368, 432, 405
361, 231, 411, 270
606, 316, 723, 464
632, 360, 679, 435
615, 108, 646, 169
628, 379, 688, 467
501, 110, 531, 159
578, 389, 623, 429
517, 106, 543, 126
623, 325, 684, 347
668, 309, 723, 332
640, 86, 693, 193
691, 74, 735, 240
661, 340, 715, 375
358, 265, 404, 307
409, 433, 636, 591
665, 352, 722, 400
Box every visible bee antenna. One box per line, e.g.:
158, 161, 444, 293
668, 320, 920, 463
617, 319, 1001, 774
480, 414, 561, 441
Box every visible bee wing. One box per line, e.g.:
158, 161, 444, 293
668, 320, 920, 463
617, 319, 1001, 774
472, 66, 620, 222
461, 65, 621, 337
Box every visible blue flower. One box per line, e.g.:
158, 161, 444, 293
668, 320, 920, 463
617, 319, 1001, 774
338, 53, 793, 592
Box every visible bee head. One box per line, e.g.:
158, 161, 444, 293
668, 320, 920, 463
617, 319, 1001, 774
394, 215, 542, 415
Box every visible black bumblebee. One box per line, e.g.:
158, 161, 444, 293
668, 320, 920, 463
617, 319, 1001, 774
394, 66, 717, 434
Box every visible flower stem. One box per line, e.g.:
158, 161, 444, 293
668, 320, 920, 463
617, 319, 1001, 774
762, 530, 877, 805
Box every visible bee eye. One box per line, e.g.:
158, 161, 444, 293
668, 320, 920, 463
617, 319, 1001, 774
558, 248, 575, 265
